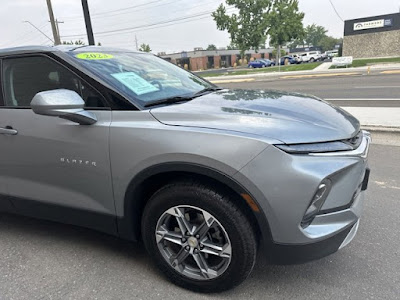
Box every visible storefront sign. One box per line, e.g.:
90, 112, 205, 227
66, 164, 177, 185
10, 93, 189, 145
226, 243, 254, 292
354, 19, 384, 31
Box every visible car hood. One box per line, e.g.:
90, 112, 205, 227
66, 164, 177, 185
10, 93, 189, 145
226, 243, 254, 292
149, 89, 360, 144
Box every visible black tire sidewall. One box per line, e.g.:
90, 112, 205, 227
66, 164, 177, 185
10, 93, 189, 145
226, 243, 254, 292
141, 183, 257, 292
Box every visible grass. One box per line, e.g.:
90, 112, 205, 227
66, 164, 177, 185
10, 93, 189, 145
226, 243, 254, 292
201, 62, 322, 77
330, 57, 400, 69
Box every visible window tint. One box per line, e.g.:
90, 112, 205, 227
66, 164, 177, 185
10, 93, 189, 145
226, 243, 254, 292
2, 56, 105, 108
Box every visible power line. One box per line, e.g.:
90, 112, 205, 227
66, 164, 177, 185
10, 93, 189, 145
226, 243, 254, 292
61, 8, 229, 38
61, 0, 164, 20
328, 0, 344, 22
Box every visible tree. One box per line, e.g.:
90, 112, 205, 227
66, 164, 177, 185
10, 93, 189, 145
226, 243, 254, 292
213, 0, 304, 64
268, 0, 304, 48
304, 24, 327, 47
139, 43, 151, 52
206, 44, 217, 50
267, 0, 304, 68
320, 36, 342, 52
226, 42, 238, 50
213, 0, 274, 62
62, 40, 85, 45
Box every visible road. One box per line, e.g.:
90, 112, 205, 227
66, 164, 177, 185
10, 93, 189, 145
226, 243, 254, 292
0, 134, 399, 299
216, 72, 400, 107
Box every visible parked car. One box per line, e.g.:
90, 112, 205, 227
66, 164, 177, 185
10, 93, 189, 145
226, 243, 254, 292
248, 59, 269, 68
326, 49, 339, 59
0, 46, 370, 293
300, 51, 322, 63
279, 55, 298, 65
291, 54, 303, 64
260, 58, 275, 67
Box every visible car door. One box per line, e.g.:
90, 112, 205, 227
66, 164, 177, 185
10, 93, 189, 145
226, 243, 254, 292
0, 54, 116, 233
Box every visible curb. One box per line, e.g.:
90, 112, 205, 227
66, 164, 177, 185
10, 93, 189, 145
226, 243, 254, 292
361, 126, 400, 133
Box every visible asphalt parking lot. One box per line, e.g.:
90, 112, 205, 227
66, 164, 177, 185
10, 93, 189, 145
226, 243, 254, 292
1, 136, 399, 300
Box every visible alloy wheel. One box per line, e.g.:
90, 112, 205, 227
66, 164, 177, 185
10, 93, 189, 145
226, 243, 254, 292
155, 205, 232, 280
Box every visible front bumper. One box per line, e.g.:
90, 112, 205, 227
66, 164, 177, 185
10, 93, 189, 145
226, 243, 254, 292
234, 131, 370, 262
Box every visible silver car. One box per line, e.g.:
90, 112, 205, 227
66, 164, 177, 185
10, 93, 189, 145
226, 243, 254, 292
0, 46, 370, 292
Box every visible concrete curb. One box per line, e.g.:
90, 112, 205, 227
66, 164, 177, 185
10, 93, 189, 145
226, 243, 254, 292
361, 126, 400, 133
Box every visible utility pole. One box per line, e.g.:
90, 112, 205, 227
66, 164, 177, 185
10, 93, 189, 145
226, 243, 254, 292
135, 35, 139, 51
46, 0, 61, 45
55, 19, 64, 42
81, 0, 95, 45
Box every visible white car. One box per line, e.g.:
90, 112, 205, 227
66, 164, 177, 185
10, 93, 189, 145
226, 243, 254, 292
300, 51, 322, 63
325, 50, 339, 59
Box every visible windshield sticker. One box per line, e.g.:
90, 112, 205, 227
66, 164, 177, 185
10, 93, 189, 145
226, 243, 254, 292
76, 53, 114, 60
111, 72, 159, 95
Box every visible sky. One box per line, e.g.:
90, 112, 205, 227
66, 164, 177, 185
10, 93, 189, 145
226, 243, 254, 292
0, 0, 399, 54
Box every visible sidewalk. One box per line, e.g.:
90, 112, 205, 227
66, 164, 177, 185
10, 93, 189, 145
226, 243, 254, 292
341, 107, 400, 132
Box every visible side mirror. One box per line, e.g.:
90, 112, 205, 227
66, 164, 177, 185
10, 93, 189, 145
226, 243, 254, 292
31, 89, 97, 125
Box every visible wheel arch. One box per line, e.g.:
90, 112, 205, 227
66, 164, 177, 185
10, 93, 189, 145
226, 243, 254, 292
117, 162, 272, 245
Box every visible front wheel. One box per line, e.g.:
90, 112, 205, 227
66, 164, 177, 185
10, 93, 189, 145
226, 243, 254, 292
141, 181, 257, 293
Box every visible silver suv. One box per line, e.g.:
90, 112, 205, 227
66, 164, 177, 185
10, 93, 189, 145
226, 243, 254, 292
0, 46, 370, 292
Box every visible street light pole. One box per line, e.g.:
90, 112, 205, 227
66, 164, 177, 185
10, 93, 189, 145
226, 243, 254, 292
81, 0, 95, 45
46, 0, 61, 45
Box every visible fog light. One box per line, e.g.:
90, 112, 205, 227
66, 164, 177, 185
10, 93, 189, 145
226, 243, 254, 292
301, 179, 332, 228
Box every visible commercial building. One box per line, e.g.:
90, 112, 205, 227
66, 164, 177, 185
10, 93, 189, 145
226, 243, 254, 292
343, 13, 400, 58
161, 48, 279, 71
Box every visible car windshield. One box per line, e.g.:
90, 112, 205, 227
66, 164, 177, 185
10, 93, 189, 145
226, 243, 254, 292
68, 51, 214, 107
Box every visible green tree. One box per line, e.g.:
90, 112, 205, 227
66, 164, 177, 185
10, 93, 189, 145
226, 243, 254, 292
304, 24, 327, 47
213, 0, 275, 62
213, 0, 304, 64
320, 36, 342, 52
268, 0, 304, 48
206, 44, 217, 50
139, 43, 151, 52
62, 40, 85, 45
226, 42, 238, 50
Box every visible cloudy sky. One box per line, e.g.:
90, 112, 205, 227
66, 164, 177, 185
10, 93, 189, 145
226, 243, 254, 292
1, 0, 399, 53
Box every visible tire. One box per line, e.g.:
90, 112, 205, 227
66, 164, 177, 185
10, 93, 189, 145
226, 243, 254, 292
310, 58, 315, 63
141, 181, 257, 293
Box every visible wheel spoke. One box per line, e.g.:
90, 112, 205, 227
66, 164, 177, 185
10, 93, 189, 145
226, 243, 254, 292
192, 252, 218, 279
170, 247, 190, 271
166, 207, 193, 235
194, 211, 215, 240
156, 225, 183, 245
200, 241, 231, 259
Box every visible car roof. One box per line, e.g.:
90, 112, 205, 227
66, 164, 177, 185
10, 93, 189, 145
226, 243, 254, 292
0, 45, 141, 57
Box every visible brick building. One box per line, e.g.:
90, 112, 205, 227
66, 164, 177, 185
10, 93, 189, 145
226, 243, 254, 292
343, 13, 400, 58
161, 48, 279, 71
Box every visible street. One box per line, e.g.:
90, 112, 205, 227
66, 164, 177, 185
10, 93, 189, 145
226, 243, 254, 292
216, 72, 400, 107
0, 134, 399, 299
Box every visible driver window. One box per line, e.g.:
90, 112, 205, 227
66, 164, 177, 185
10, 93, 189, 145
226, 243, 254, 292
2, 56, 105, 108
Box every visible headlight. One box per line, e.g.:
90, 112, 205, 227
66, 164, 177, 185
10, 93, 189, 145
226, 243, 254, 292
275, 141, 354, 154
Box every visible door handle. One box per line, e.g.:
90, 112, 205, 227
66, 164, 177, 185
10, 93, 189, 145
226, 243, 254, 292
0, 126, 18, 135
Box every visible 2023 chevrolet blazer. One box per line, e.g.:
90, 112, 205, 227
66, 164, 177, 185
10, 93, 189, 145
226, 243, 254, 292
0, 46, 370, 292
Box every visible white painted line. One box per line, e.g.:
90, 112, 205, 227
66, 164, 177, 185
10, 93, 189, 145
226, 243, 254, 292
326, 98, 400, 101
353, 86, 400, 89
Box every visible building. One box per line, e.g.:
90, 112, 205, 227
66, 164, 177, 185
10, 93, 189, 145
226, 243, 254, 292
161, 48, 281, 71
343, 13, 400, 58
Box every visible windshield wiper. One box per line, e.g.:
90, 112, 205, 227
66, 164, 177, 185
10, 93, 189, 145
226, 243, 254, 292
144, 87, 222, 108
193, 87, 223, 97
144, 95, 194, 108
